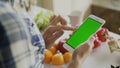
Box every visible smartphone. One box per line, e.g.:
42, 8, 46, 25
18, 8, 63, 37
63, 15, 105, 52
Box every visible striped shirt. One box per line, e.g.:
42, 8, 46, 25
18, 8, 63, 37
0, 2, 45, 68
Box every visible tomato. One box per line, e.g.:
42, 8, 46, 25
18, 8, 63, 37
93, 39, 101, 48
58, 39, 68, 54
96, 27, 109, 42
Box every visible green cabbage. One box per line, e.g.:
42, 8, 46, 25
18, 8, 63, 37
34, 10, 53, 32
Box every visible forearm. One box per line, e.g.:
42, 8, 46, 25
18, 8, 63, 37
67, 59, 81, 68
67, 43, 92, 68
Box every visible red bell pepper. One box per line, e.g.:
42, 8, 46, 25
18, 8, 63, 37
96, 27, 109, 42
93, 39, 101, 48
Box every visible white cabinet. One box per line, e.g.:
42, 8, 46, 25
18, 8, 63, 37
39, 0, 72, 15
53, 0, 72, 15
38, 0, 92, 15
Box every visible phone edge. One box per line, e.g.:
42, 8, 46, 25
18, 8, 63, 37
63, 43, 74, 53
89, 15, 105, 26
64, 15, 106, 52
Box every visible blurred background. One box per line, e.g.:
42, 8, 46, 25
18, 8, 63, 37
37, 0, 120, 34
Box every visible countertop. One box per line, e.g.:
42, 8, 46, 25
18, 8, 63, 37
82, 32, 120, 68
45, 32, 120, 68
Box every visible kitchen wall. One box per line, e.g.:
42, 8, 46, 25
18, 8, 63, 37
37, 0, 54, 12
38, 0, 92, 15
92, 0, 120, 11
53, 0, 72, 15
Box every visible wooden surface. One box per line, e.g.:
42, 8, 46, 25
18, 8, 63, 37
91, 5, 120, 34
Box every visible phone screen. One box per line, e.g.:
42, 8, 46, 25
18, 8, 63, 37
66, 17, 102, 49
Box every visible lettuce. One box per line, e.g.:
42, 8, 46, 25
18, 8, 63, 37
34, 10, 53, 32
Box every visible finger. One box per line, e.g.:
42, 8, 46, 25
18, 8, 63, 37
48, 26, 76, 33
88, 36, 95, 48
49, 15, 56, 25
50, 30, 64, 42
48, 26, 62, 33
43, 26, 62, 39
50, 15, 56, 22
42, 26, 56, 39
69, 33, 72, 37
49, 15, 61, 25
89, 36, 95, 42
43, 29, 64, 49
50, 15, 68, 25
59, 15, 67, 25
73, 43, 91, 60
61, 25, 77, 31
69, 29, 77, 37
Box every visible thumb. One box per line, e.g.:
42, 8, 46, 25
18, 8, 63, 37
50, 30, 64, 42
87, 36, 95, 48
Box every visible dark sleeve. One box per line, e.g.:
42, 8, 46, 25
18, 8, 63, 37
0, 22, 10, 48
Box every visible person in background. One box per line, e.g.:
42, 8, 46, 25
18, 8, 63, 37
0, 1, 94, 68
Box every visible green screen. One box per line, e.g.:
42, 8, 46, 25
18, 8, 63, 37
66, 17, 102, 49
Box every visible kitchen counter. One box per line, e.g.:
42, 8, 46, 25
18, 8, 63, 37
45, 32, 120, 68
82, 32, 120, 68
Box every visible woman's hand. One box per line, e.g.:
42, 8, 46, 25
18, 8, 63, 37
68, 37, 95, 68
43, 15, 75, 49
